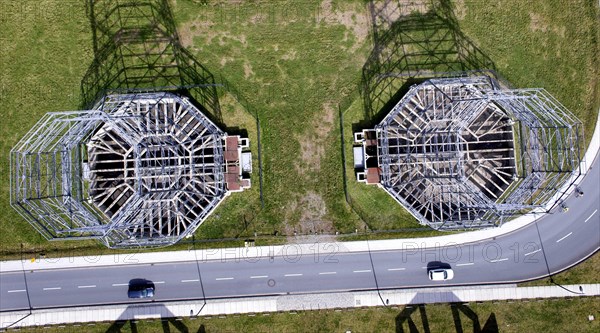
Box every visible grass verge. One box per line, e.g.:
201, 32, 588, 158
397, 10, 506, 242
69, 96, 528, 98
7, 297, 600, 332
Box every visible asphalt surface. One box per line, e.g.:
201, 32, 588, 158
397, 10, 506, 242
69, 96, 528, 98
1, 155, 598, 311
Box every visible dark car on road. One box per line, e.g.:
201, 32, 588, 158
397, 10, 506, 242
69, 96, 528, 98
128, 279, 155, 299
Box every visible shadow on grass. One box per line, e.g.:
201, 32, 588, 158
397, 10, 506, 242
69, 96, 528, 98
81, 0, 222, 126
395, 303, 499, 333
360, 0, 498, 124
105, 302, 195, 333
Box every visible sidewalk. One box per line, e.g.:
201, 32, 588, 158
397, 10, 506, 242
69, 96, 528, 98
2, 284, 599, 330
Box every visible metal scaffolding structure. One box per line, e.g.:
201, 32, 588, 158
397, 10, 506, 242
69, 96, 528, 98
11, 92, 251, 248
354, 76, 583, 229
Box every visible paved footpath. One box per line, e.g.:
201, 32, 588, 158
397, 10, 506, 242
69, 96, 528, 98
1, 283, 598, 330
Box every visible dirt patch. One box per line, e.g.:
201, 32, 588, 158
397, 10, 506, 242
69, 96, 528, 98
219, 56, 235, 67
281, 49, 297, 61
178, 19, 217, 47
283, 191, 335, 237
295, 102, 336, 175
243, 61, 255, 79
178, 17, 248, 49
529, 12, 565, 37
318, 0, 369, 53
529, 12, 548, 32
454, 0, 467, 20
371, 0, 431, 28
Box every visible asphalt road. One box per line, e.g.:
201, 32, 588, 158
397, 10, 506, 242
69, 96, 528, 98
1, 156, 598, 311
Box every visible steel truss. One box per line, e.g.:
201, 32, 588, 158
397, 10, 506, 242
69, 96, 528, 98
372, 76, 582, 229
11, 92, 231, 248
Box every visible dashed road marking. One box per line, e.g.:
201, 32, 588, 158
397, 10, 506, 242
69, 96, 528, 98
112, 283, 128, 287
181, 279, 199, 283
456, 263, 474, 266
7, 289, 26, 293
490, 258, 509, 263
524, 249, 541, 256
43, 287, 61, 291
77, 285, 96, 289
353, 270, 371, 273
319, 272, 337, 275
584, 209, 597, 223
215, 277, 234, 281
556, 232, 572, 243
284, 274, 303, 277
387, 268, 406, 271
154, 281, 165, 284
250, 275, 268, 279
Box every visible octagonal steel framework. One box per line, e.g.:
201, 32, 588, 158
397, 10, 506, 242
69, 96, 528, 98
354, 76, 583, 230
11, 92, 251, 248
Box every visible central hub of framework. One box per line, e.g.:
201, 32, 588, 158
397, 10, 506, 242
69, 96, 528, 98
136, 135, 188, 193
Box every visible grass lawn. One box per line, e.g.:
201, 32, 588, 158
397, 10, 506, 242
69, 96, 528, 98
0, 0, 598, 258
9, 297, 600, 332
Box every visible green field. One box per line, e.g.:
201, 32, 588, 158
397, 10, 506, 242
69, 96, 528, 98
8, 296, 600, 332
0, 0, 598, 257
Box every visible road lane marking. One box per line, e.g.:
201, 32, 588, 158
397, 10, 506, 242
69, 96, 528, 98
490, 258, 509, 263
250, 275, 268, 279
584, 209, 597, 223
319, 272, 337, 275
524, 249, 541, 256
181, 279, 199, 283
77, 285, 96, 289
112, 283, 128, 287
556, 232, 572, 243
456, 263, 474, 266
154, 281, 165, 284
353, 270, 371, 273
7, 289, 26, 293
215, 277, 234, 281
284, 274, 303, 277
387, 268, 406, 271
43, 287, 61, 291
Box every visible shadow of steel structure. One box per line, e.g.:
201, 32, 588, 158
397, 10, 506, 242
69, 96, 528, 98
362, 0, 498, 122
10, 0, 258, 248
81, 0, 222, 126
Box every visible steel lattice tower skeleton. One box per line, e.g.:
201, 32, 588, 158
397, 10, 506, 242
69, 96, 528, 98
11, 92, 251, 248
354, 76, 582, 229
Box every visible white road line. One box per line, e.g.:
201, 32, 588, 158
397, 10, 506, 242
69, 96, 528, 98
319, 272, 337, 275
387, 268, 406, 271
7, 289, 26, 293
456, 263, 475, 266
556, 232, 573, 243
524, 249, 541, 257
421, 266, 428, 269
250, 275, 268, 279
112, 283, 128, 287
77, 285, 96, 289
43, 287, 61, 291
154, 281, 165, 284
284, 274, 303, 277
490, 258, 509, 263
215, 277, 234, 281
353, 270, 371, 273
584, 209, 597, 223
181, 279, 199, 283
